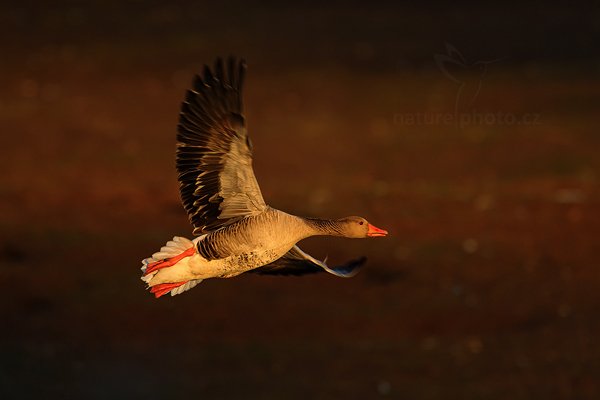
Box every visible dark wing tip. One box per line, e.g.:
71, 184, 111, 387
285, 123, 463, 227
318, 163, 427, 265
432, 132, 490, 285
196, 57, 246, 110
176, 56, 263, 234
326, 256, 367, 277
203, 64, 215, 85
192, 74, 204, 90
214, 58, 225, 82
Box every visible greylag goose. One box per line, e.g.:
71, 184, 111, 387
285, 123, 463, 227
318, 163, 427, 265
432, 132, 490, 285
141, 57, 388, 298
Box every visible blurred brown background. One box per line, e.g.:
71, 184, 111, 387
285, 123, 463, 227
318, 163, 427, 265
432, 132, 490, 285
1, 1, 599, 399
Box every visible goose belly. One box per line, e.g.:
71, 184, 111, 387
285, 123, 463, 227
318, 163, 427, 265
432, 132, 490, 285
203, 243, 294, 278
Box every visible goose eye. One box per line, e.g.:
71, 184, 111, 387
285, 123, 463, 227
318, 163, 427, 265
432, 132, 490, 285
359, 221, 364, 225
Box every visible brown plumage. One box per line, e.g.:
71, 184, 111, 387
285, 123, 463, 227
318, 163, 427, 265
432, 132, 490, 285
140, 58, 387, 297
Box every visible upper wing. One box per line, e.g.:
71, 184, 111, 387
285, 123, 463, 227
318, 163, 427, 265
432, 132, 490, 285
177, 57, 267, 235
251, 245, 366, 277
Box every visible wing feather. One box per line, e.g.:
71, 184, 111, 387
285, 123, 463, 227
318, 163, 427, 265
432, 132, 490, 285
176, 57, 267, 234
251, 246, 366, 277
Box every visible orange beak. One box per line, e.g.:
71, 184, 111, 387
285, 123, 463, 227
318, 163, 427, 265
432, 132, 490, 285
367, 223, 388, 237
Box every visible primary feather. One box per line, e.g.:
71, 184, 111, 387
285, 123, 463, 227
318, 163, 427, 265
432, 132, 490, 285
177, 57, 266, 235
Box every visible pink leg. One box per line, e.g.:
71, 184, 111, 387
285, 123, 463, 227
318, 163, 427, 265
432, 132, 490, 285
150, 281, 187, 298
144, 247, 196, 276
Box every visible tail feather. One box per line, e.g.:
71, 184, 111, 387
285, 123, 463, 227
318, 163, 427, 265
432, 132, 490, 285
140, 236, 205, 297
141, 236, 195, 276
170, 279, 203, 295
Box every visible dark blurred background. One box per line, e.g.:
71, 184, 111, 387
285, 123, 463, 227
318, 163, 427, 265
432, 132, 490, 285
1, 1, 599, 399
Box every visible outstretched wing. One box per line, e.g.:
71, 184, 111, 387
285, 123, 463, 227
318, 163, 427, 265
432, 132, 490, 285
251, 245, 366, 277
177, 57, 267, 235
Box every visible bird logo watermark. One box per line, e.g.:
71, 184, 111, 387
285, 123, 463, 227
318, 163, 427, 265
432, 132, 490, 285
393, 43, 541, 129
434, 42, 503, 118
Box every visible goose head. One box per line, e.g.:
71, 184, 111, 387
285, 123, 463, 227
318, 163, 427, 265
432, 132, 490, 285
337, 216, 388, 238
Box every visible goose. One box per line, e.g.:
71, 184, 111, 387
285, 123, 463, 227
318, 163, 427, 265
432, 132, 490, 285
141, 57, 388, 298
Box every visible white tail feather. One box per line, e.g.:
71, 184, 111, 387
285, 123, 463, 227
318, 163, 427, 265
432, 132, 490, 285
170, 279, 203, 296
140, 236, 205, 293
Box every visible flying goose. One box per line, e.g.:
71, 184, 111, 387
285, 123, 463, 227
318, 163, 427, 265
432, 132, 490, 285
141, 58, 388, 298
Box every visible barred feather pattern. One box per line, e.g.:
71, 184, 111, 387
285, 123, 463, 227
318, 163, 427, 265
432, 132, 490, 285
177, 57, 267, 235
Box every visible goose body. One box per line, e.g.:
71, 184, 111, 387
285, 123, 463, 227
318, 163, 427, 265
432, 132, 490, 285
146, 209, 308, 284
141, 58, 387, 298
